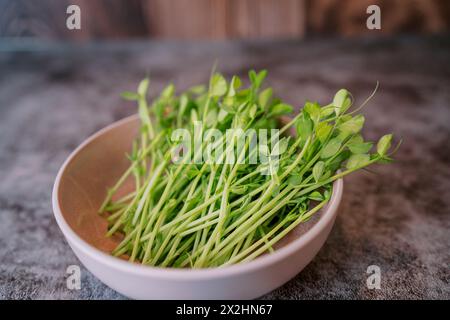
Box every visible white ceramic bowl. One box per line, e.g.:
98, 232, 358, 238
52, 115, 343, 299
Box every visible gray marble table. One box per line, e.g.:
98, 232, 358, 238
0, 36, 449, 299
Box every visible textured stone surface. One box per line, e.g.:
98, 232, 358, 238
0, 37, 449, 299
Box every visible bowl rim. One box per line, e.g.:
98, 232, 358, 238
52, 114, 343, 280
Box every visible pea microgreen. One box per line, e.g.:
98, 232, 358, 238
99, 70, 397, 268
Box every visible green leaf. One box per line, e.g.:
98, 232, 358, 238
347, 134, 363, 145
121, 91, 140, 101
249, 104, 258, 118
320, 104, 335, 117
227, 76, 241, 97
249, 70, 257, 84
348, 142, 373, 154
188, 84, 206, 95
296, 112, 314, 142
236, 88, 251, 99
339, 115, 365, 136
321, 170, 331, 180
287, 174, 302, 186
218, 108, 229, 122
336, 115, 352, 126
222, 97, 236, 113
179, 94, 189, 113
205, 109, 217, 127
308, 191, 323, 201
346, 154, 370, 170
230, 185, 247, 195
249, 69, 267, 89
259, 145, 270, 157
328, 150, 351, 171
312, 161, 325, 182
324, 188, 331, 200
321, 138, 342, 159
234, 114, 248, 128
315, 122, 332, 143
161, 83, 175, 99
137, 78, 150, 96
210, 73, 227, 97
190, 108, 199, 122
256, 70, 268, 86
377, 134, 393, 156
304, 101, 321, 123
186, 167, 200, 179
333, 89, 352, 116
258, 88, 273, 110
232, 75, 242, 88
269, 103, 293, 116
237, 101, 248, 113
271, 138, 288, 156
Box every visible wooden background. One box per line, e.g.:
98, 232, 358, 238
0, 0, 449, 40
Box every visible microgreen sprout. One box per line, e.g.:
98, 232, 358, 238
99, 70, 397, 268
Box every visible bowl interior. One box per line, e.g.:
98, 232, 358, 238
56, 116, 327, 260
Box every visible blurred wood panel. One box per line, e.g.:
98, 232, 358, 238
307, 0, 450, 36
143, 0, 305, 39
0, 0, 147, 40
0, 0, 449, 40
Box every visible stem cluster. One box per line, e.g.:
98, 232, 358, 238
99, 70, 395, 268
